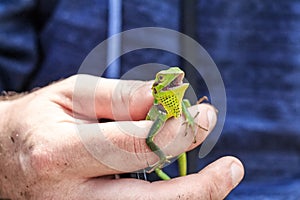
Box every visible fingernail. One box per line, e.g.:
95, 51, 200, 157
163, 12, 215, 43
207, 108, 217, 130
231, 162, 244, 187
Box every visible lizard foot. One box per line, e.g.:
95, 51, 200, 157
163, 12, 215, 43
146, 155, 173, 173
196, 96, 209, 104
182, 112, 208, 143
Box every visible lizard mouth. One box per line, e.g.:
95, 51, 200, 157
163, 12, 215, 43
162, 73, 184, 91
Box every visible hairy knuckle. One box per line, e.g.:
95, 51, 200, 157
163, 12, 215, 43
26, 144, 53, 176
21, 133, 64, 177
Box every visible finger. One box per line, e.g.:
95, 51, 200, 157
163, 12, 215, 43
51, 75, 154, 120
61, 103, 217, 177
94, 77, 154, 120
72, 156, 244, 200
153, 156, 244, 200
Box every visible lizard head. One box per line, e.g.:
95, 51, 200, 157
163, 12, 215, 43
152, 67, 189, 95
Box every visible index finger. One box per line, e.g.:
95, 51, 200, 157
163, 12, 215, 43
51, 75, 154, 121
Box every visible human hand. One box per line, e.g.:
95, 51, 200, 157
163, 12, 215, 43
0, 75, 244, 199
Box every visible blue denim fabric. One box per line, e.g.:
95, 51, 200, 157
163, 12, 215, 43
0, 0, 37, 91
29, 0, 109, 89
0, 0, 300, 199
197, 1, 300, 199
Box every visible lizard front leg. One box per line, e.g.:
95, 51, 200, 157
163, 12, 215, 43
182, 100, 208, 141
177, 98, 208, 177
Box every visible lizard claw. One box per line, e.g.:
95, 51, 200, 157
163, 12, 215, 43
196, 96, 209, 104
182, 112, 208, 143
146, 155, 173, 173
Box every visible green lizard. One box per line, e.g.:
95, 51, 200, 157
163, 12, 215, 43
146, 67, 207, 180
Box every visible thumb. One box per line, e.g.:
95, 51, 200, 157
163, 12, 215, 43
154, 156, 244, 199
72, 156, 244, 200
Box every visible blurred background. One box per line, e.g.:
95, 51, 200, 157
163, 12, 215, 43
1, 0, 300, 199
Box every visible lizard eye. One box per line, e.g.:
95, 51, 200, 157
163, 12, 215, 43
158, 75, 164, 82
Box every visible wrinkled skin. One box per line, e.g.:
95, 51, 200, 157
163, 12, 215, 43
0, 75, 244, 199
